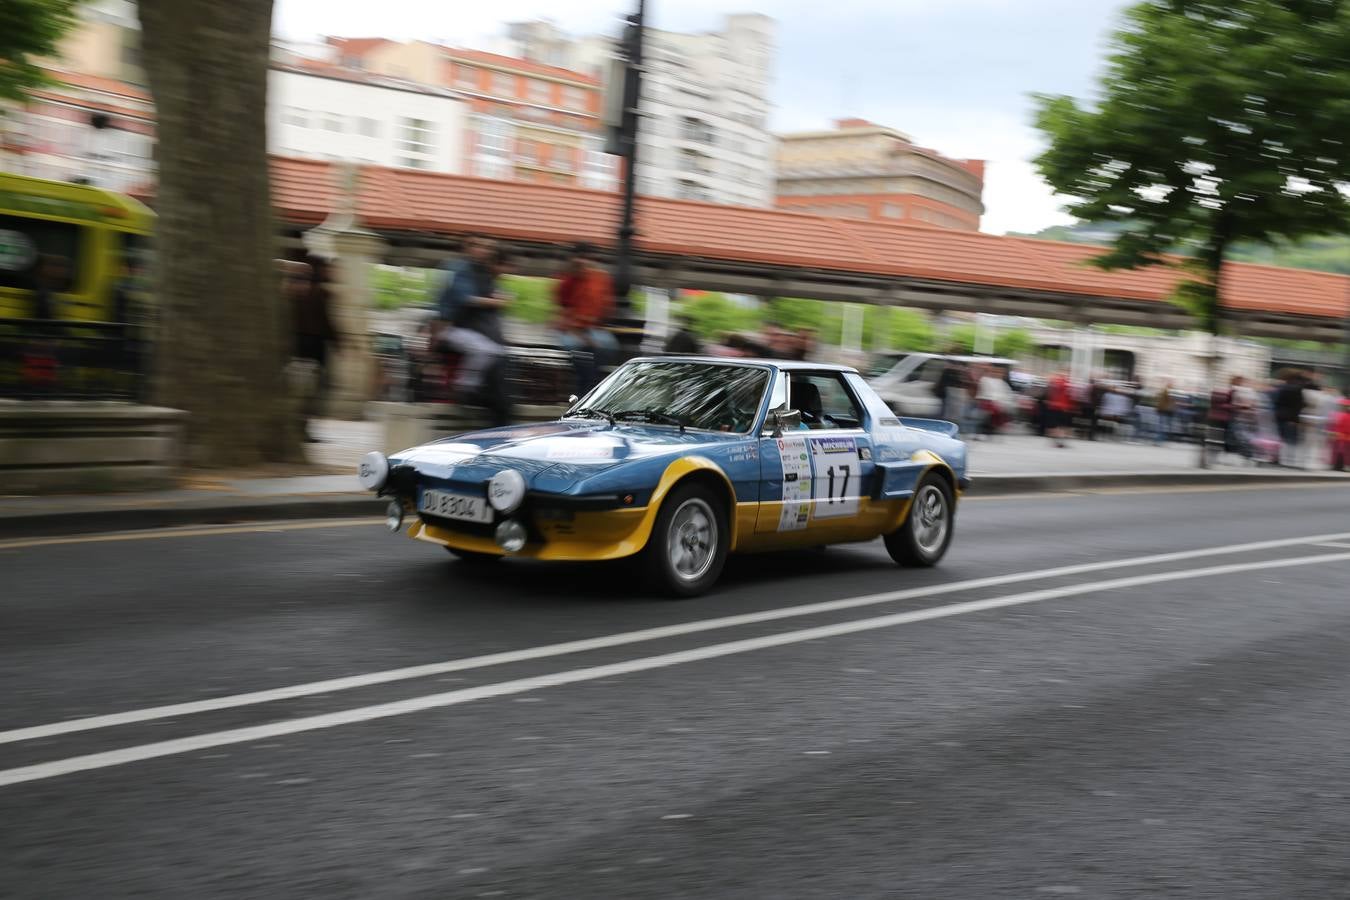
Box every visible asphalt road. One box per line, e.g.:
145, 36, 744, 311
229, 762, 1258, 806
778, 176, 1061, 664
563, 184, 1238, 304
5, 484, 1350, 899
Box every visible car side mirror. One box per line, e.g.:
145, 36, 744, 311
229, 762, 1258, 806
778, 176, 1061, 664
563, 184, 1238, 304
568, 394, 579, 405
767, 409, 801, 438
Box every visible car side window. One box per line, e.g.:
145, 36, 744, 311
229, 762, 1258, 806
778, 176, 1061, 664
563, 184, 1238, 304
790, 372, 865, 430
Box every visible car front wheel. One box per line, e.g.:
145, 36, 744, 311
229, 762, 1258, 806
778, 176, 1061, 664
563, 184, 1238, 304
885, 473, 954, 567
643, 482, 729, 598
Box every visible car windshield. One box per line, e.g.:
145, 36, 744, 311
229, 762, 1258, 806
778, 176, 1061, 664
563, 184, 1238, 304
571, 361, 770, 433
865, 353, 906, 378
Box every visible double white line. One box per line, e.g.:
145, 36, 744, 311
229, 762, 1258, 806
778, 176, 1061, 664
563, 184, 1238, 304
4, 531, 1350, 788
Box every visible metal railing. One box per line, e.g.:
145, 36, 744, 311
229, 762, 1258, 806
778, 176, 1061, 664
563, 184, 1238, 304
0, 318, 148, 401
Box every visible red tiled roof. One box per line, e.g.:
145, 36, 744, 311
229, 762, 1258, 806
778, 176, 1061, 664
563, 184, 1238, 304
265, 156, 1349, 320
324, 37, 391, 57
443, 48, 600, 86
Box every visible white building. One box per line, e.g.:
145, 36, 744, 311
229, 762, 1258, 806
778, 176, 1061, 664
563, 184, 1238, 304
268, 64, 468, 173
507, 14, 777, 207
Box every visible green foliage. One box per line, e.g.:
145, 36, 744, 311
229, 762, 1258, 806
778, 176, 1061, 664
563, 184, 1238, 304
501, 275, 556, 324
0, 0, 78, 102
674, 292, 763, 340
995, 328, 1034, 360
882, 308, 936, 351
1033, 0, 1350, 335
370, 266, 433, 311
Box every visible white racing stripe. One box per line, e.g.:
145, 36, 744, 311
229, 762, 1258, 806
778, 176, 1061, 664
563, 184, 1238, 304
4, 529, 1350, 748
3, 549, 1350, 788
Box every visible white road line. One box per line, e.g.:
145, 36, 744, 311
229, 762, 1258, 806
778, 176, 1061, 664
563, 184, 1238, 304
4, 529, 1350, 748
3, 549, 1349, 788
1313, 541, 1350, 550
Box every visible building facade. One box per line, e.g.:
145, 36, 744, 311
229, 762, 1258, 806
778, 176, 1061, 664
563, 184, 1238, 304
507, 14, 778, 207
268, 65, 468, 173
326, 38, 615, 190
775, 119, 985, 230
1, 71, 155, 192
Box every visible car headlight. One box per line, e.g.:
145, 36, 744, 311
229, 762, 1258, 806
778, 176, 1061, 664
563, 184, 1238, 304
487, 468, 526, 513
358, 451, 389, 491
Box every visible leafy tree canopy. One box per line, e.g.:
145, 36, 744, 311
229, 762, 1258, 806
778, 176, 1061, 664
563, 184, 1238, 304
0, 0, 79, 103
1034, 0, 1350, 333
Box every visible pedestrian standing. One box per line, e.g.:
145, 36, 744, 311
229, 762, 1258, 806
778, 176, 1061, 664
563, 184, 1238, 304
1154, 380, 1175, 444
1273, 369, 1307, 467
1329, 398, 1350, 472
1045, 369, 1075, 448
936, 359, 969, 425
663, 308, 703, 355
292, 255, 340, 443
554, 242, 618, 394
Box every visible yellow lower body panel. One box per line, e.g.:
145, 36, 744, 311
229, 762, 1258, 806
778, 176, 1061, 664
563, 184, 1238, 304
408, 506, 654, 562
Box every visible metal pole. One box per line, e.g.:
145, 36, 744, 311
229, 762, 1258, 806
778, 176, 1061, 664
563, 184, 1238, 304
611, 0, 646, 320
1342, 277, 1350, 395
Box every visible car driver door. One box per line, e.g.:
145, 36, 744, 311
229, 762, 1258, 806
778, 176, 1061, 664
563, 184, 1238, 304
756, 370, 875, 536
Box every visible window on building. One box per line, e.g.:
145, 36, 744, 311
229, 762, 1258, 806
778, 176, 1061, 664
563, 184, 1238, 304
475, 117, 513, 158
456, 65, 478, 89
357, 117, 379, 138
563, 86, 586, 110
551, 147, 573, 172
529, 80, 551, 104
283, 108, 308, 127
398, 117, 435, 156
324, 113, 344, 132
581, 142, 618, 189
400, 157, 429, 170
680, 117, 715, 145
492, 71, 515, 96
517, 139, 538, 164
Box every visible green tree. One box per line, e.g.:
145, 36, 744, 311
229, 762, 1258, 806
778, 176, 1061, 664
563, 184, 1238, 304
501, 275, 556, 324
138, 0, 295, 465
1034, 0, 1350, 464
371, 265, 433, 311
675, 292, 762, 340
0, 0, 78, 102
882, 307, 936, 352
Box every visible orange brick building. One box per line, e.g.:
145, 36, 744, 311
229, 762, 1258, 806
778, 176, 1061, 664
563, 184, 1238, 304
327, 38, 615, 189
774, 119, 985, 231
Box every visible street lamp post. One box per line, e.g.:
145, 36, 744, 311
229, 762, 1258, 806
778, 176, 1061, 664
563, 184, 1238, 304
610, 0, 647, 329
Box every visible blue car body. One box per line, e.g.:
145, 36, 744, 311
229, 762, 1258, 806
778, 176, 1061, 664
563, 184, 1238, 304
375, 358, 969, 564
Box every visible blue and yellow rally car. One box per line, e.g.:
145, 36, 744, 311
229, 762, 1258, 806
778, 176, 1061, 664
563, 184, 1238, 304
359, 357, 969, 596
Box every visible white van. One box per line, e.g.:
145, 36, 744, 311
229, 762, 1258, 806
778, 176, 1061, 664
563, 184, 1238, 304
866, 352, 1016, 417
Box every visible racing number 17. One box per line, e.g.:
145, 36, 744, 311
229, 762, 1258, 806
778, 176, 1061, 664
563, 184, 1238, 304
823, 465, 850, 504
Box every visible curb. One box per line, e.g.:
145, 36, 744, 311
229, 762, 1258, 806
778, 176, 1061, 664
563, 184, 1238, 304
2, 471, 1347, 538
0, 494, 385, 539
968, 471, 1350, 497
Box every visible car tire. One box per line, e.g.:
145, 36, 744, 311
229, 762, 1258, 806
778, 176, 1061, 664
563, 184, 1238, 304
643, 482, 729, 598
885, 472, 954, 567
445, 547, 501, 564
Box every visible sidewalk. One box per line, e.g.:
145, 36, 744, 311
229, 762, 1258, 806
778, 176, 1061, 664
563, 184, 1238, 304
2, 420, 1346, 538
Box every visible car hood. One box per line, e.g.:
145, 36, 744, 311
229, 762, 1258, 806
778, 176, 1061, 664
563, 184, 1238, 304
390, 420, 745, 487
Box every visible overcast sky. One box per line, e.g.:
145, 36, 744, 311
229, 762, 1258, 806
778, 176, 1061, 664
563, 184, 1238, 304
273, 0, 1133, 234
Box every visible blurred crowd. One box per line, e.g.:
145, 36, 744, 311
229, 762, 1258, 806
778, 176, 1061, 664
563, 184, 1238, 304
933, 356, 1349, 470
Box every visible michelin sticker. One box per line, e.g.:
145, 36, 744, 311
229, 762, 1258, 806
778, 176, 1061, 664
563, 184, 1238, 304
776, 436, 811, 531
809, 436, 860, 518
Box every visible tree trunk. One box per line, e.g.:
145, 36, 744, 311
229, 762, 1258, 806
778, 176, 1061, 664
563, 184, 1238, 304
137, 0, 300, 466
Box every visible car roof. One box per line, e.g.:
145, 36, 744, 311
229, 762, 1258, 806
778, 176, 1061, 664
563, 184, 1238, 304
628, 355, 859, 374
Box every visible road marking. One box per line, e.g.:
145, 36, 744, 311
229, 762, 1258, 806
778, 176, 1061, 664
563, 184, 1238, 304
1313, 541, 1350, 550
5, 529, 1350, 748
2, 550, 1349, 788
0, 518, 379, 551
964, 480, 1350, 501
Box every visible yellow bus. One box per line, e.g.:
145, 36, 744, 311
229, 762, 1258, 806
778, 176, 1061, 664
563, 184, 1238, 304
0, 172, 154, 322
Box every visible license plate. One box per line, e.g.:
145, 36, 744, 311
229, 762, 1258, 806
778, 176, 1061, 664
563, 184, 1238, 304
418, 488, 492, 523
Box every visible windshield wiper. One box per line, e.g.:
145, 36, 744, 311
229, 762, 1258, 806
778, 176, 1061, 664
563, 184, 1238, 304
611, 409, 686, 432
568, 407, 615, 426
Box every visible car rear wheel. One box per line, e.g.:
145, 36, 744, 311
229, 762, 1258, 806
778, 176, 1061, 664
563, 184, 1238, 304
643, 482, 728, 598
445, 546, 501, 564
885, 473, 954, 567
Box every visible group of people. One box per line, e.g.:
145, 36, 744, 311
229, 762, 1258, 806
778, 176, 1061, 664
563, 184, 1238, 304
934, 358, 1017, 440
665, 318, 819, 362
1031, 368, 1350, 469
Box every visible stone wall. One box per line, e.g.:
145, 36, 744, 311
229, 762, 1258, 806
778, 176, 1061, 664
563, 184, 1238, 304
0, 403, 185, 494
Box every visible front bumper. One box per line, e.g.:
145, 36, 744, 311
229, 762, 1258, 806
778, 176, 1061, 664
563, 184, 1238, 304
404, 503, 653, 561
